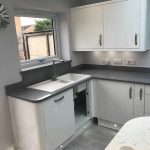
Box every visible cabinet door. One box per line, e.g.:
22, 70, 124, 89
134, 84, 145, 118
103, 0, 140, 49
145, 86, 150, 114
145, 95, 150, 114
71, 5, 103, 50
43, 89, 75, 150
93, 79, 134, 125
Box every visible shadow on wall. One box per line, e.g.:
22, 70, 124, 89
80, 0, 109, 6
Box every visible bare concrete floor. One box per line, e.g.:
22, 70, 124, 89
63, 124, 117, 150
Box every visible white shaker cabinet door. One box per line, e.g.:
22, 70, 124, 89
71, 5, 103, 50
93, 79, 134, 125
103, 0, 140, 49
43, 89, 75, 150
134, 84, 145, 118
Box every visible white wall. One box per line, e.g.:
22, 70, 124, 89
13, 0, 84, 67
0, 0, 22, 149
0, 0, 83, 149
58, 12, 84, 67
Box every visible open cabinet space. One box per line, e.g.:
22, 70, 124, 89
73, 82, 91, 129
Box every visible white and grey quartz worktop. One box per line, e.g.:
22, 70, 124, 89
105, 117, 150, 150
7, 65, 150, 103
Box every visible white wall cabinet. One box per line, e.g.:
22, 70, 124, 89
91, 79, 145, 125
71, 0, 150, 51
103, 0, 140, 49
71, 5, 103, 49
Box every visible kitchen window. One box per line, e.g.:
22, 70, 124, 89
14, 15, 59, 67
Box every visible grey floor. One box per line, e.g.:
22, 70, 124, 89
63, 124, 117, 150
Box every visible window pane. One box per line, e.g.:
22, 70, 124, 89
28, 34, 48, 59
14, 16, 56, 62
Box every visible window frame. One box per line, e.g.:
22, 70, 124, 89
14, 9, 61, 69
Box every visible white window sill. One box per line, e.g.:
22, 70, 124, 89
21, 60, 71, 73
20, 56, 58, 70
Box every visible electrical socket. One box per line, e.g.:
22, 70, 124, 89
102, 58, 109, 65
113, 58, 122, 65
127, 59, 136, 65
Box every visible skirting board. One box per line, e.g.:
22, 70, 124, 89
98, 118, 122, 131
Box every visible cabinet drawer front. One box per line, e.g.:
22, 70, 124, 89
74, 82, 87, 93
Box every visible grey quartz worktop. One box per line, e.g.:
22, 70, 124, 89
74, 68, 150, 84
7, 88, 52, 103
7, 76, 91, 103
7, 67, 150, 103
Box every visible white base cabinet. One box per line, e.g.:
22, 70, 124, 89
92, 79, 145, 125
43, 89, 75, 150
145, 86, 150, 115
9, 89, 75, 150
92, 79, 134, 124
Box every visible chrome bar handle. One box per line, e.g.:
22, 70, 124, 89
99, 34, 102, 46
54, 96, 64, 103
140, 88, 143, 101
129, 87, 132, 99
135, 33, 138, 46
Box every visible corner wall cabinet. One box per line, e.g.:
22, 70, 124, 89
71, 0, 150, 51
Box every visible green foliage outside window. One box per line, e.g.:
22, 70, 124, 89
34, 19, 52, 32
